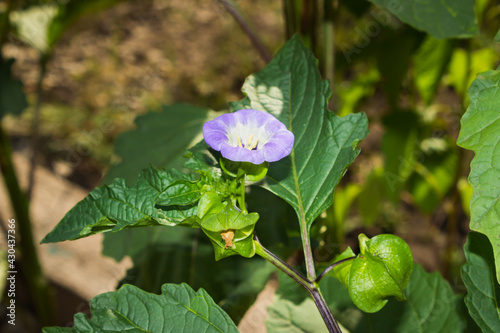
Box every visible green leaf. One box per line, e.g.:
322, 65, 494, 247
42, 283, 239, 333
368, 0, 478, 39
0, 58, 28, 120
457, 69, 500, 283
10, 5, 57, 53
382, 111, 420, 202
41, 166, 197, 243
156, 179, 203, 206
231, 36, 369, 237
495, 29, 500, 43
414, 36, 454, 105
183, 140, 221, 176
103, 104, 214, 185
462, 232, 500, 332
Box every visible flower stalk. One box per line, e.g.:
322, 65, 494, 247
254, 235, 343, 333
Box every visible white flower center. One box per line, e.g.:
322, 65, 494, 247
227, 120, 270, 150
238, 134, 258, 150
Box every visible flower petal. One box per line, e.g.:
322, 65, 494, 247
203, 109, 294, 164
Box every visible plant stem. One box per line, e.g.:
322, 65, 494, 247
254, 234, 312, 290
238, 176, 248, 214
0, 125, 56, 327
310, 287, 342, 333
254, 235, 342, 333
219, 0, 272, 63
316, 256, 356, 283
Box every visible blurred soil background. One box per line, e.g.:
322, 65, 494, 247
0, 0, 470, 331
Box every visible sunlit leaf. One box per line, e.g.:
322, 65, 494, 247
10, 5, 57, 53
457, 69, 500, 283
414, 36, 454, 105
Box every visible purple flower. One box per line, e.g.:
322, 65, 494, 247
203, 109, 294, 165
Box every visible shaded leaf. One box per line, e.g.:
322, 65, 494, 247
369, 0, 478, 39
376, 28, 422, 106
382, 111, 420, 202
0, 58, 28, 120
231, 35, 368, 236
103, 104, 214, 185
462, 232, 500, 332
266, 295, 328, 333
42, 283, 239, 333
457, 69, 500, 283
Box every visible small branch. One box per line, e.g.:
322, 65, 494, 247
254, 234, 312, 290
253, 234, 342, 333
316, 256, 356, 283
238, 176, 248, 214
311, 288, 343, 333
219, 0, 272, 63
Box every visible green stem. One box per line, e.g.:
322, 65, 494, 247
238, 176, 248, 214
254, 235, 342, 333
0, 125, 56, 327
